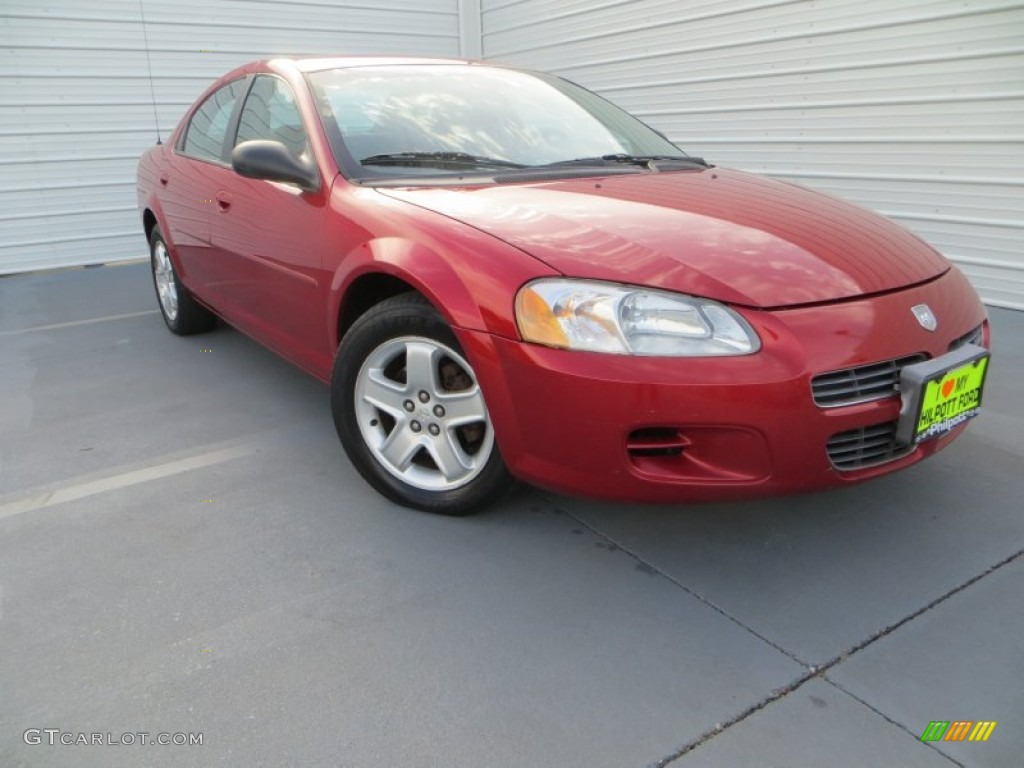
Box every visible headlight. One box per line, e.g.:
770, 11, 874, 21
515, 279, 760, 356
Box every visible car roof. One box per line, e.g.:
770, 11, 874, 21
269, 56, 482, 73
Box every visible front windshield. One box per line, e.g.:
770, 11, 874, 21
307, 64, 688, 178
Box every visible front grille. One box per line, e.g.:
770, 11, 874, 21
827, 421, 913, 470
811, 354, 926, 408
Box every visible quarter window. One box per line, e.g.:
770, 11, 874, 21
183, 79, 244, 162
235, 76, 310, 159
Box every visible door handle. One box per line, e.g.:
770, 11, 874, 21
215, 191, 232, 211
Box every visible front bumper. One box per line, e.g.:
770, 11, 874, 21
459, 268, 988, 503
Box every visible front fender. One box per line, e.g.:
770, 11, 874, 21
326, 188, 560, 349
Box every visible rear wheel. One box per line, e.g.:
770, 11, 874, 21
332, 293, 511, 515
149, 225, 215, 335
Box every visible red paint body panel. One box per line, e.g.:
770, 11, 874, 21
380, 169, 949, 308
202, 163, 333, 374
325, 185, 557, 347
464, 269, 986, 502
137, 57, 991, 504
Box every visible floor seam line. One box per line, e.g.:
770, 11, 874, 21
552, 500, 811, 667
823, 676, 966, 767
648, 668, 820, 767
650, 546, 1023, 765
552, 496, 1023, 767
807, 546, 1024, 673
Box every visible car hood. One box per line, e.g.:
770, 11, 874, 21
377, 168, 949, 308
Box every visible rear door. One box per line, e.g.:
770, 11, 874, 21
160, 78, 246, 294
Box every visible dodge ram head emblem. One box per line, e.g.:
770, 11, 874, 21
912, 304, 937, 331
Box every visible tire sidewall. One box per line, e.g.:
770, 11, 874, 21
149, 225, 214, 335
149, 226, 182, 333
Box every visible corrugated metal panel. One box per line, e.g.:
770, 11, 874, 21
0, 0, 460, 274
482, 0, 1024, 310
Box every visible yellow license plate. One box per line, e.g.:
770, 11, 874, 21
913, 356, 989, 444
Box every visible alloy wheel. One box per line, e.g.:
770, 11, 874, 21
354, 336, 494, 491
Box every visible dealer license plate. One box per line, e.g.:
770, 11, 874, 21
896, 344, 990, 446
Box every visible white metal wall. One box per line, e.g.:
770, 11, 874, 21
0, 0, 461, 275
482, 0, 1024, 310
3, 1, 1022, 310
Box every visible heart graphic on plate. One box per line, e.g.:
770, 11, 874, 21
941, 379, 955, 398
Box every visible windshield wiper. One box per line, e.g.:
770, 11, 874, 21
541, 154, 709, 168
360, 151, 528, 169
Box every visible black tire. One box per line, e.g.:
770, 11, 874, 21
149, 225, 216, 335
331, 293, 512, 515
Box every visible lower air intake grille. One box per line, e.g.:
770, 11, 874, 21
811, 354, 926, 408
949, 324, 983, 351
827, 422, 913, 470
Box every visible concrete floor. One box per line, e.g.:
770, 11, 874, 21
1, 263, 1021, 768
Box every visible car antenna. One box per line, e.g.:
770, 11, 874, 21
137, 0, 162, 144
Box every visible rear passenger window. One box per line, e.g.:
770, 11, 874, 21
182, 79, 244, 162
235, 76, 310, 159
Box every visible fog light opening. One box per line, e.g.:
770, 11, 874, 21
626, 427, 688, 458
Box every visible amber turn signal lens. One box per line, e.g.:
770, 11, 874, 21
515, 287, 570, 348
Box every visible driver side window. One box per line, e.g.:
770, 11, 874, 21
235, 76, 310, 159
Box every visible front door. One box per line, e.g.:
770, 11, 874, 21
207, 75, 332, 374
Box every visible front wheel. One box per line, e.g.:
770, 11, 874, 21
331, 294, 512, 515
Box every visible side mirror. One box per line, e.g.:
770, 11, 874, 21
232, 140, 319, 191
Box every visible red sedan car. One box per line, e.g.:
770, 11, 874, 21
137, 56, 990, 515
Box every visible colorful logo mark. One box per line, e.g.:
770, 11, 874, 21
920, 720, 997, 742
